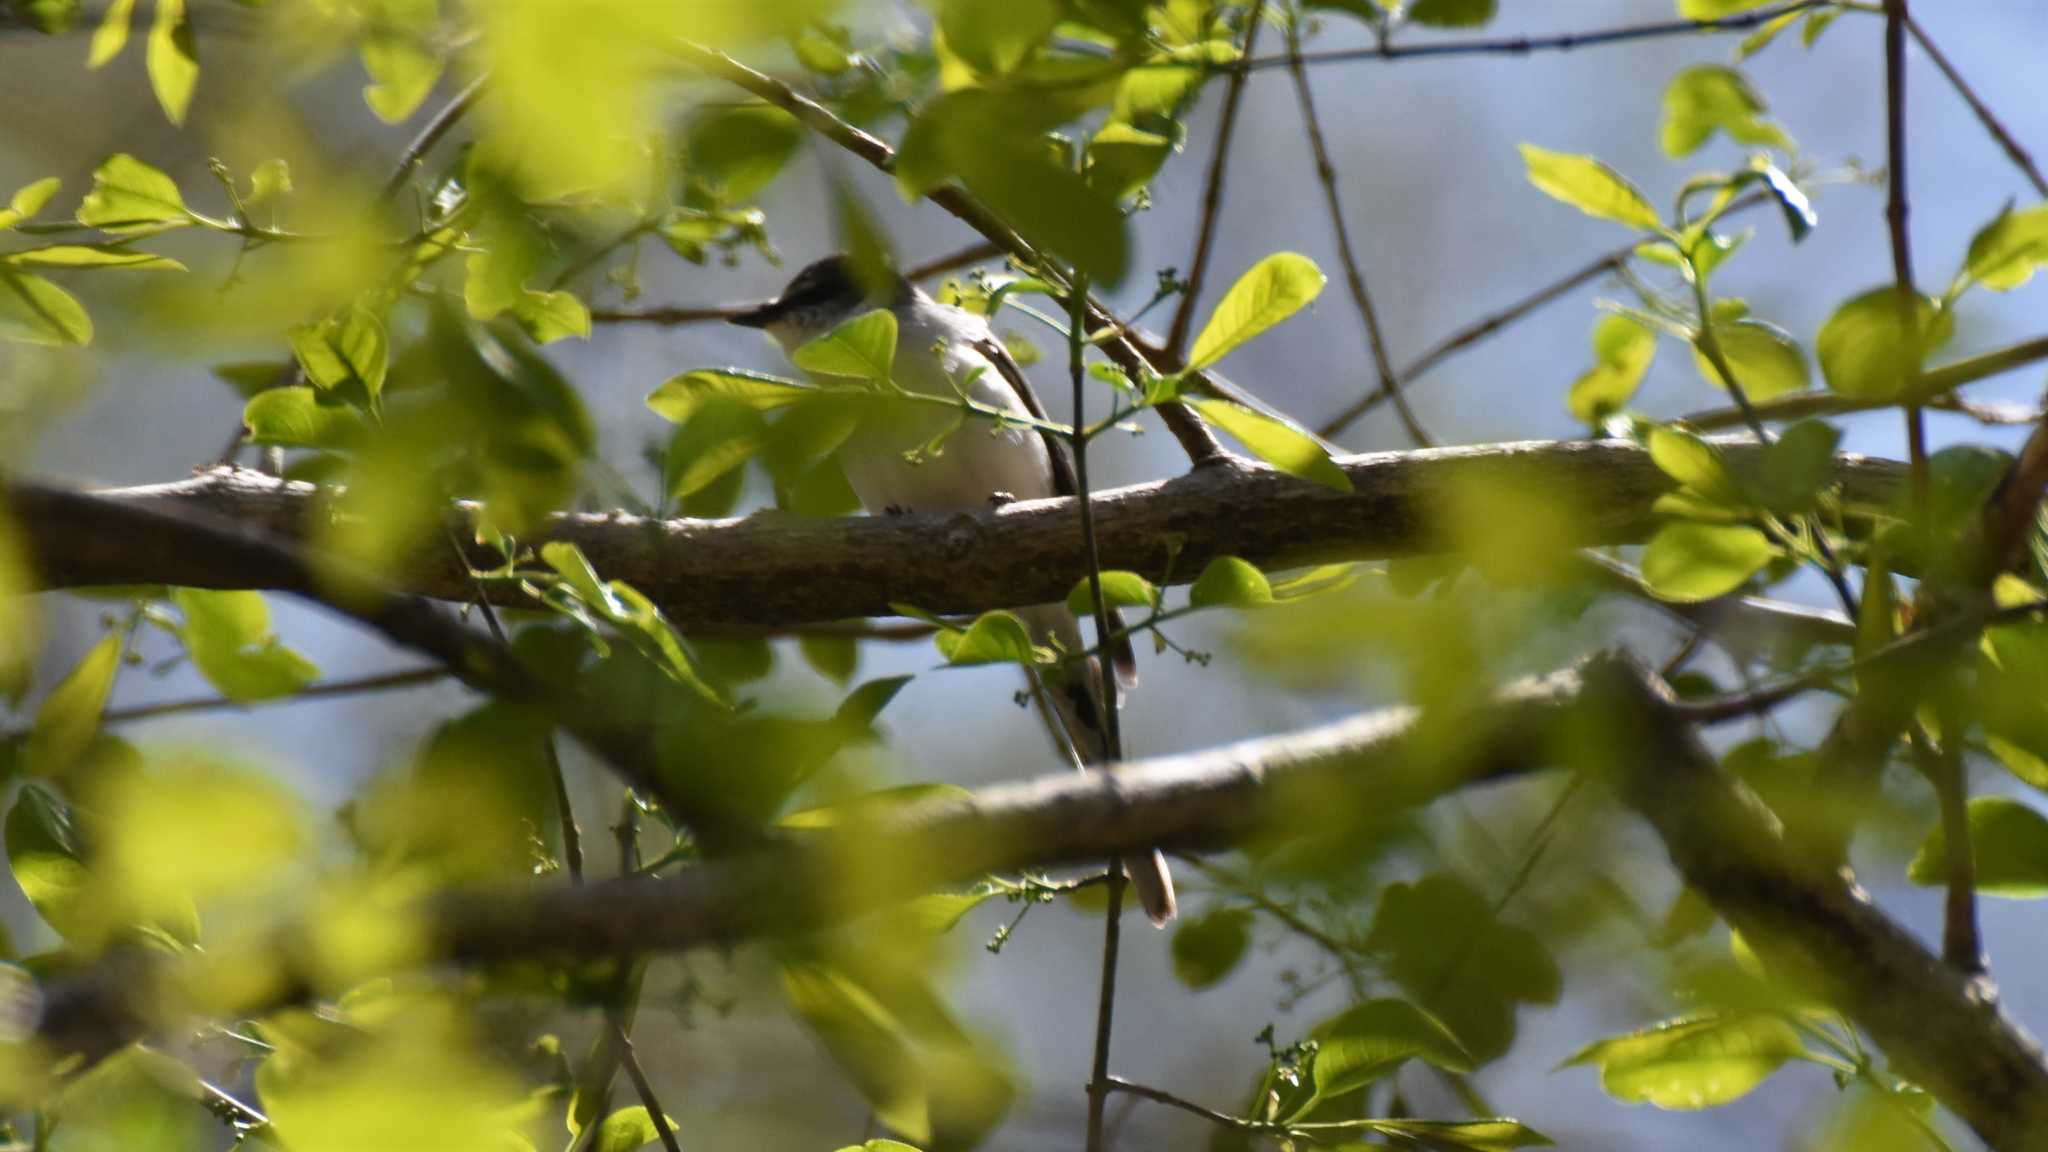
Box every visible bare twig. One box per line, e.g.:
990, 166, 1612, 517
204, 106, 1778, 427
1236, 0, 1830, 70
1906, 15, 2048, 199
1884, 0, 1930, 513
375, 73, 491, 209
49, 666, 449, 730
1102, 1077, 1259, 1134
1917, 717, 1984, 974
1284, 13, 1431, 447
611, 1021, 684, 1152
1164, 1, 1266, 358
907, 240, 1006, 282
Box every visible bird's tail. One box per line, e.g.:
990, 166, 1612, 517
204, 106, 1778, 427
1018, 604, 1177, 926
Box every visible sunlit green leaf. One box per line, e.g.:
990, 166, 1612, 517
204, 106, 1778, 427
1518, 144, 1661, 231
1751, 418, 1840, 514
258, 1020, 532, 1152
145, 0, 197, 125
1, 244, 183, 270
76, 153, 192, 232
87, 0, 136, 65
0, 176, 61, 229
939, 0, 1060, 74
593, 1106, 678, 1152
1647, 425, 1744, 507
1305, 999, 1473, 1107
1189, 556, 1273, 609
1641, 522, 1775, 602
1066, 570, 1156, 617
243, 386, 369, 450
1170, 907, 1251, 989
799, 631, 860, 686
936, 610, 1047, 666
1816, 286, 1952, 400
25, 633, 121, 776
357, 0, 443, 123
173, 589, 319, 702
48, 1045, 214, 1152
664, 397, 767, 500
1677, 0, 1774, 16
1660, 65, 1790, 157
6, 784, 90, 942
1406, 0, 1494, 27
794, 309, 899, 382
688, 103, 804, 203
246, 158, 292, 206
1695, 319, 1808, 399
649, 368, 816, 423
1963, 203, 2048, 293
0, 268, 91, 345
1187, 253, 1327, 371
98, 754, 307, 922
1567, 313, 1655, 424
1190, 399, 1350, 492
1357, 1119, 1552, 1150
1087, 122, 1175, 201
1564, 1012, 1808, 1109
1908, 796, 2048, 897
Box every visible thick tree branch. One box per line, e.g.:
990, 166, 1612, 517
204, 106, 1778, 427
37, 655, 2048, 1150
13, 442, 1908, 628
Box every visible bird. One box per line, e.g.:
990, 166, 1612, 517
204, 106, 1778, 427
729, 254, 1176, 925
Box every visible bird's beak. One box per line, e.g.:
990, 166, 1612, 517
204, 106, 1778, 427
727, 300, 783, 329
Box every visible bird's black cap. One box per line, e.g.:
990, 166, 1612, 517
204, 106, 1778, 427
727, 255, 861, 328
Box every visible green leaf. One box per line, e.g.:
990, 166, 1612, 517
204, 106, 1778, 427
87, 0, 134, 66
1660, 65, 1790, 157
799, 632, 860, 686
1647, 425, 1744, 507
242, 386, 369, 450
1678, 0, 1774, 15
1170, 907, 1252, 989
48, 1045, 216, 1152
1, 244, 184, 270
145, 0, 197, 125
1187, 253, 1327, 371
6, 784, 90, 942
939, 0, 1061, 74
1188, 556, 1273, 609
246, 158, 292, 205
1406, 0, 1495, 27
1518, 144, 1661, 231
1087, 122, 1175, 201
961, 134, 1129, 287
836, 1142, 924, 1152
510, 288, 590, 344
1963, 203, 2048, 292
649, 368, 816, 423
1066, 570, 1156, 617
0, 268, 91, 346
1567, 313, 1655, 424
1358, 1119, 1552, 1151
936, 610, 1046, 666
1565, 1013, 1808, 1109
793, 309, 899, 382
664, 397, 767, 500
357, 0, 443, 123
1189, 399, 1350, 492
0, 176, 62, 229
688, 103, 805, 203
1816, 286, 1953, 400
77, 153, 193, 232
592, 1106, 677, 1152
1306, 999, 1473, 1107
1367, 874, 1559, 1062
289, 305, 389, 397
25, 633, 121, 775
1695, 319, 1808, 399
174, 589, 320, 702
540, 542, 723, 706
1908, 796, 2048, 897
1751, 419, 1840, 514
1641, 522, 1776, 602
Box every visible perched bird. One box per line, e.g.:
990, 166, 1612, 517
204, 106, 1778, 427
730, 254, 1176, 924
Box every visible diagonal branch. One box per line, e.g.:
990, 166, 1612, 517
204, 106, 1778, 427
11, 443, 1909, 628
1163, 1, 1266, 359
1906, 15, 2048, 199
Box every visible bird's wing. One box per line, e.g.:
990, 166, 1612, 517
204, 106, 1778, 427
972, 333, 1140, 693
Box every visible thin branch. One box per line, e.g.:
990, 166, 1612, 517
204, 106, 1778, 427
1236, 0, 1831, 70
1884, 0, 1929, 514
1917, 717, 1983, 975
63, 667, 448, 729
906, 240, 1006, 282
375, 73, 491, 209
1905, 15, 2048, 199
611, 1021, 684, 1152
1102, 1077, 1259, 1134
1284, 12, 1432, 448
16, 444, 1911, 628
1163, 1, 1266, 358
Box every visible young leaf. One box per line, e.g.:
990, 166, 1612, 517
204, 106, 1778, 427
24, 633, 121, 776
1567, 313, 1655, 424
936, 610, 1047, 666
1170, 907, 1252, 989
1963, 203, 2048, 293
1752, 418, 1840, 514
357, 0, 443, 123
1305, 999, 1474, 1107
76, 153, 192, 232
1, 245, 184, 270
0, 177, 62, 229
1647, 425, 1744, 507
1564, 1013, 1809, 1109
592, 1106, 678, 1152
145, 0, 197, 125
793, 309, 899, 382
1694, 319, 1808, 399
1817, 286, 1952, 400
0, 269, 92, 346
1406, 0, 1495, 27
1189, 556, 1273, 609
939, 0, 1061, 74
6, 784, 91, 948
688, 103, 805, 203
1660, 66, 1791, 158
1065, 571, 1156, 617
173, 589, 320, 702
1518, 145, 1661, 231
1908, 796, 2048, 897
799, 632, 859, 686
87, 0, 135, 67
1189, 399, 1350, 492
649, 369, 816, 423
242, 387, 369, 450
1640, 522, 1776, 602
1187, 253, 1327, 371
1358, 1119, 1552, 1151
